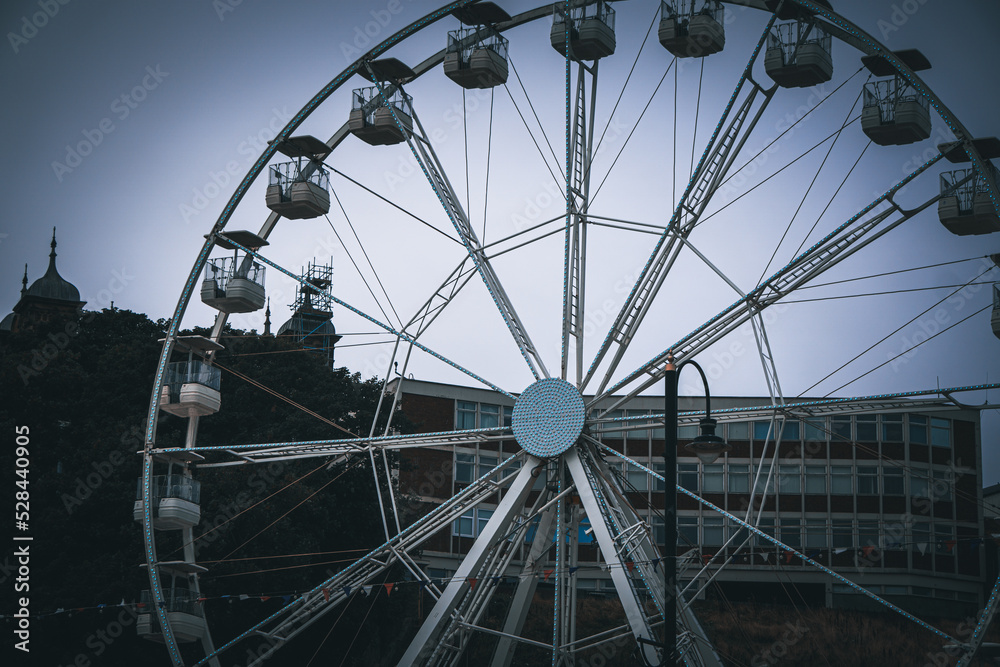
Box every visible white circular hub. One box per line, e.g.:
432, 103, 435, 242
511, 378, 586, 458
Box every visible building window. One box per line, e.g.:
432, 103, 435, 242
831, 416, 852, 441
703, 464, 724, 493
755, 516, 775, 547
703, 517, 724, 546
728, 422, 749, 440
627, 410, 649, 440
782, 420, 801, 441
931, 418, 951, 448
678, 463, 698, 493
856, 466, 878, 495
857, 520, 880, 549
856, 415, 877, 442
456, 453, 476, 483
779, 519, 801, 548
883, 467, 904, 495
626, 464, 649, 492
909, 414, 928, 445
831, 520, 853, 548
776, 464, 801, 494
457, 401, 477, 430
728, 464, 750, 493
931, 469, 953, 501
803, 419, 826, 441
753, 421, 774, 441
454, 509, 475, 537
678, 424, 698, 440
805, 519, 827, 548
830, 466, 853, 494
480, 403, 500, 428
678, 516, 699, 546
910, 470, 930, 499
453, 508, 494, 537
805, 466, 826, 494
882, 414, 904, 442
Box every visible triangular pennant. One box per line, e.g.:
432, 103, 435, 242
221, 595, 231, 600
569, 566, 580, 575
834, 547, 848, 555
626, 561, 635, 572
490, 577, 501, 586
239, 594, 249, 601
784, 551, 794, 564
918, 542, 928, 555
197, 597, 207, 604
136, 602, 146, 609
322, 588, 330, 602
543, 569, 555, 582
702, 554, 713, 565
384, 583, 395, 597
468, 578, 478, 591
651, 559, 659, 572
363, 586, 373, 597
971, 538, 983, 552
418, 580, 427, 590
282, 595, 291, 605
600, 564, 609, 572
862, 545, 876, 557
761, 552, 769, 562
945, 540, 957, 553
260, 596, 270, 602
97, 604, 106, 609
343, 586, 352, 597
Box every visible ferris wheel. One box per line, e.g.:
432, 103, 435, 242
136, 1, 1000, 665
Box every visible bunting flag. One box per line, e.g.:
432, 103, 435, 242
468, 578, 478, 591
363, 586, 373, 597
862, 546, 876, 557
342, 586, 352, 598
970, 538, 984, 552
702, 554, 713, 565
569, 566, 580, 575
651, 559, 660, 572
807, 550, 821, 559
97, 604, 106, 609
600, 564, 609, 572
834, 548, 849, 555
418, 580, 427, 591
543, 569, 555, 582
322, 588, 330, 602
137, 603, 146, 609
260, 596, 270, 602
490, 577, 501, 586
197, 597, 208, 604
384, 583, 395, 597
783, 551, 793, 564
626, 561, 635, 572
282, 595, 291, 605
917, 543, 928, 555
945, 540, 957, 553
221, 595, 231, 600
239, 594, 249, 601
760, 552, 769, 562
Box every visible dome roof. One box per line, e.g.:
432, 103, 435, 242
0, 312, 14, 332
276, 311, 339, 338
24, 230, 82, 304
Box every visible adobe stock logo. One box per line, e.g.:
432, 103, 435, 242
7, 0, 72, 55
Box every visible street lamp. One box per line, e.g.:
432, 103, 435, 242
659, 352, 730, 665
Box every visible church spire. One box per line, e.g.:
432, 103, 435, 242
263, 298, 272, 336
21, 264, 28, 297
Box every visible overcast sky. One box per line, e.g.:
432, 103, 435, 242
2, 0, 998, 479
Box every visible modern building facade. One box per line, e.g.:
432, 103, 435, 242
392, 378, 987, 619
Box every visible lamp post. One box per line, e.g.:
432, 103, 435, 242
662, 352, 730, 665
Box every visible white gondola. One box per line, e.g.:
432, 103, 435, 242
861, 79, 931, 146
265, 135, 331, 219
137, 588, 208, 643
133, 474, 202, 530
938, 163, 1000, 236
765, 21, 833, 88
158, 336, 223, 418
444, 27, 509, 89
550, 0, 615, 61
860, 50, 932, 146
201, 231, 268, 313
658, 0, 725, 58
349, 86, 414, 145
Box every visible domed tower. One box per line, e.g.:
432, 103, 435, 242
1, 229, 85, 334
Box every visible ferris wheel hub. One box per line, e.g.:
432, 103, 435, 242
511, 378, 585, 458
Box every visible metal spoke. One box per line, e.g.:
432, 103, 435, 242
582, 15, 779, 396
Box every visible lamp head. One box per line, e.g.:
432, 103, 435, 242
684, 417, 730, 465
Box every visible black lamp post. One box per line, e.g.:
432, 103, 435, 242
661, 352, 730, 665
